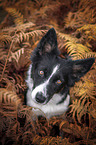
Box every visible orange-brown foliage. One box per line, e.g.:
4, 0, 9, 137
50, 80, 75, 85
0, 0, 96, 144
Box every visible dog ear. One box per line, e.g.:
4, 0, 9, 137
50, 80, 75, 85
32, 28, 60, 57
68, 58, 95, 86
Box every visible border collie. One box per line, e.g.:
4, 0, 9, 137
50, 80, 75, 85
26, 28, 94, 119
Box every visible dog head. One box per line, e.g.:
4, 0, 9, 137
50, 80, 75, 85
27, 28, 95, 104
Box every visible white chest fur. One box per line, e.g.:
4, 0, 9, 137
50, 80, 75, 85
27, 89, 70, 119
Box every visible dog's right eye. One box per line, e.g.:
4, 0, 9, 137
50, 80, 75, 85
56, 80, 62, 85
39, 70, 44, 76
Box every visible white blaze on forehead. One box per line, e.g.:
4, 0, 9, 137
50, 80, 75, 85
31, 64, 60, 102
47, 64, 59, 81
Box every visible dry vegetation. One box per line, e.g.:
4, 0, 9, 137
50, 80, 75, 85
0, 0, 96, 144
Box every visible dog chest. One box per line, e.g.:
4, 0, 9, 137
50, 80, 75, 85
27, 89, 70, 119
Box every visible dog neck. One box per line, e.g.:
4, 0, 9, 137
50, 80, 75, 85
26, 88, 70, 119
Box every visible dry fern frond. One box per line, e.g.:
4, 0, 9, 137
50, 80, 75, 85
13, 74, 26, 93
12, 29, 47, 44
70, 67, 96, 99
57, 31, 78, 43
0, 88, 21, 105
32, 135, 72, 145
5, 7, 23, 25
0, 29, 45, 81
81, 52, 96, 59
60, 121, 96, 143
9, 47, 24, 63
64, 0, 96, 29
57, 31, 92, 59
0, 61, 7, 75
65, 42, 91, 59
60, 122, 82, 138
89, 101, 96, 119
76, 78, 95, 99
0, 33, 12, 45
0, 60, 10, 84
0, 77, 16, 92
0, 34, 12, 60
76, 24, 96, 48
0, 88, 21, 117
70, 66, 96, 123
0, 49, 7, 60
1, 22, 35, 36
77, 24, 96, 40
0, 89, 39, 144
34, 0, 50, 8
70, 99, 91, 123
78, 0, 96, 10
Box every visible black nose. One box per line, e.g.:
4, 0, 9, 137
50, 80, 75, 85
35, 92, 46, 103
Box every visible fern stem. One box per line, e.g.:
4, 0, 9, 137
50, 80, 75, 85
0, 41, 13, 82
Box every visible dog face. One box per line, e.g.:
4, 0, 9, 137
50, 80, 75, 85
26, 28, 94, 105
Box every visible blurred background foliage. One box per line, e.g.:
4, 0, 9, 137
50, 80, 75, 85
0, 0, 96, 144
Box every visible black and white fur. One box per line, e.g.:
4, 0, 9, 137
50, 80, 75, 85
26, 28, 94, 119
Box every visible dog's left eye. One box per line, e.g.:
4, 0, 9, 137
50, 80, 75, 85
56, 80, 62, 85
39, 70, 44, 76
